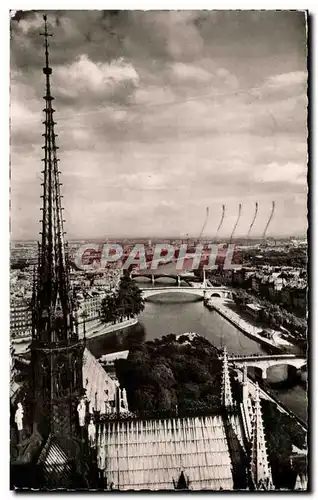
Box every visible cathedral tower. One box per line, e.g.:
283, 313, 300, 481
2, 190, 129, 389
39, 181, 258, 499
31, 15, 84, 445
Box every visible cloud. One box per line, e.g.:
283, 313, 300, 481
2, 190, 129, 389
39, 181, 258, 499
10, 11, 308, 239
53, 55, 139, 104
253, 161, 307, 185
265, 71, 307, 90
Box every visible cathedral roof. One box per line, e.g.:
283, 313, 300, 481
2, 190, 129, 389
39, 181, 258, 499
96, 414, 241, 490
82, 348, 117, 412
37, 434, 73, 488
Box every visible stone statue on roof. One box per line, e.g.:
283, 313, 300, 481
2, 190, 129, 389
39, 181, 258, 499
88, 418, 96, 447
98, 443, 106, 471
122, 388, 128, 410
77, 398, 86, 427
15, 402, 24, 431
104, 389, 111, 413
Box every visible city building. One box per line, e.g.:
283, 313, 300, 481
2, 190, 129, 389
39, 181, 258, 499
10, 300, 32, 338
77, 292, 105, 322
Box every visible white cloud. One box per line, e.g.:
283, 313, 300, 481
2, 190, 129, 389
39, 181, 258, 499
54, 55, 139, 98
169, 62, 213, 84
265, 71, 307, 89
254, 162, 306, 184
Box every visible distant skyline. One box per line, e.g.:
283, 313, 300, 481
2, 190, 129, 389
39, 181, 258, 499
10, 10, 308, 240
11, 234, 307, 244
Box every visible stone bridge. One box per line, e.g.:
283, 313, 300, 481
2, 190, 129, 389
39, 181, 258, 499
140, 286, 233, 300
131, 272, 194, 285
227, 354, 307, 380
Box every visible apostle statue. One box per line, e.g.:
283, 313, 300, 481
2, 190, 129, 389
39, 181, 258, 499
88, 418, 96, 447
122, 388, 128, 411
104, 389, 111, 414
98, 443, 106, 471
15, 402, 24, 432
77, 398, 86, 427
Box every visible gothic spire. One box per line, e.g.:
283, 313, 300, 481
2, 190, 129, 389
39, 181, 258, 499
221, 347, 233, 407
241, 363, 253, 442
34, 14, 76, 345
249, 383, 273, 490
242, 363, 248, 401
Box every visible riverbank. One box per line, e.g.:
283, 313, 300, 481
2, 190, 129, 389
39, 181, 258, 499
11, 316, 138, 354
243, 368, 307, 430
205, 299, 291, 353
78, 316, 138, 340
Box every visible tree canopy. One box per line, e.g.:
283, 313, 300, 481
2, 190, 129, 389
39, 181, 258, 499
100, 272, 145, 324
115, 334, 222, 417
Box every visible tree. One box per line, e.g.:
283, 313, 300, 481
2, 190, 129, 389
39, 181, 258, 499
116, 274, 145, 318
115, 335, 223, 417
100, 293, 119, 324
100, 274, 145, 324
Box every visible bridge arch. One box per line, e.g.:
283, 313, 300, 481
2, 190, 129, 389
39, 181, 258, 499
141, 287, 205, 301
246, 365, 264, 380
132, 273, 180, 284
265, 363, 305, 383
132, 275, 153, 281
231, 356, 307, 382
140, 286, 231, 301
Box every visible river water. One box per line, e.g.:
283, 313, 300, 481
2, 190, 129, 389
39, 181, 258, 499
87, 276, 307, 423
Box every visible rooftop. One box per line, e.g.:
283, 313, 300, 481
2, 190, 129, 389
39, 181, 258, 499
83, 348, 118, 412
96, 414, 246, 491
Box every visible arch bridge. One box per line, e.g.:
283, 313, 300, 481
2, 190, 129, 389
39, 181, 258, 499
227, 354, 307, 380
140, 286, 233, 300
131, 272, 194, 285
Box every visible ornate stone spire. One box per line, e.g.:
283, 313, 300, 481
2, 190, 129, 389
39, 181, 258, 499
242, 363, 248, 398
33, 14, 76, 345
221, 347, 233, 407
30, 15, 84, 443
249, 383, 273, 490
241, 363, 253, 441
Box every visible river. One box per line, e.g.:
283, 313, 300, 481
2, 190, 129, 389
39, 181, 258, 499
87, 276, 307, 424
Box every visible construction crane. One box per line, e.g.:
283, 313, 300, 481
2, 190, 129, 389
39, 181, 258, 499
262, 201, 275, 240
198, 207, 209, 243
215, 204, 226, 241
247, 201, 259, 239
230, 203, 242, 243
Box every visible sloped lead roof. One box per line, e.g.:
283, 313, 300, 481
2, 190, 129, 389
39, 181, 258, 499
96, 415, 237, 490
37, 434, 72, 488
82, 348, 118, 412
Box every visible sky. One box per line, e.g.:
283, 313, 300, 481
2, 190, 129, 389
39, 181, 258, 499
10, 10, 308, 240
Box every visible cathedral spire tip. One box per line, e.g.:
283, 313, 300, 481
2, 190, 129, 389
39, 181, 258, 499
221, 346, 233, 407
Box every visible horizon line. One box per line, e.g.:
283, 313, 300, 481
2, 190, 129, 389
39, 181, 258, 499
11, 234, 307, 243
